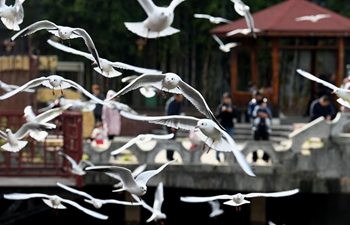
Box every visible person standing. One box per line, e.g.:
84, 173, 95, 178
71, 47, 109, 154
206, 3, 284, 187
102, 90, 122, 140
91, 84, 105, 122
215, 92, 237, 162
165, 94, 184, 161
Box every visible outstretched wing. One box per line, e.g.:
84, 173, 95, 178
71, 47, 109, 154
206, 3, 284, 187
121, 75, 138, 83
104, 74, 166, 101
110, 137, 139, 156
119, 111, 199, 131
154, 182, 164, 210
11, 20, 58, 41
35, 104, 71, 123
212, 34, 223, 46
58, 152, 78, 167
3, 193, 51, 200
57, 182, 94, 200
0, 77, 47, 100
137, 0, 157, 17
180, 195, 232, 203
208, 200, 220, 210
297, 69, 341, 91
194, 14, 211, 19
244, 11, 256, 38
146, 133, 174, 140
168, 0, 185, 11
14, 122, 55, 139
135, 159, 177, 186
245, 189, 299, 198
132, 163, 147, 178
60, 198, 108, 220
110, 62, 162, 74
47, 39, 95, 62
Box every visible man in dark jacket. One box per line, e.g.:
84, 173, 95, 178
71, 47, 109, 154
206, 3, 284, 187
309, 95, 335, 122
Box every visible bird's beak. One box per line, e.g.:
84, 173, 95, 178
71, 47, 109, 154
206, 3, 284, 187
331, 91, 335, 94
195, 125, 199, 129
91, 62, 97, 66
22, 115, 26, 118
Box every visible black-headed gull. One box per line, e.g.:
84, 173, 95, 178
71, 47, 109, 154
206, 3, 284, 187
297, 69, 350, 108
47, 39, 162, 78
122, 75, 157, 98
180, 189, 299, 211
3, 193, 108, 220
23, 104, 71, 141
113, 164, 147, 188
0, 0, 24, 31
0, 75, 108, 103
212, 34, 240, 52
56, 182, 140, 209
125, 0, 185, 39
118, 111, 255, 177
104, 73, 223, 129
194, 14, 231, 24
85, 159, 177, 199
231, 0, 256, 38
0, 80, 34, 93
295, 14, 331, 23
208, 200, 224, 218
0, 122, 56, 152
133, 182, 166, 223
110, 133, 174, 156
226, 28, 261, 37
10, 20, 102, 71
58, 152, 94, 176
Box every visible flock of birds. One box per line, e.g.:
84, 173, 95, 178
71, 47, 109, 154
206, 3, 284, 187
0, 0, 341, 223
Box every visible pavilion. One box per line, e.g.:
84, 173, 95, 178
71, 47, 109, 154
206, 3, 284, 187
211, 0, 350, 116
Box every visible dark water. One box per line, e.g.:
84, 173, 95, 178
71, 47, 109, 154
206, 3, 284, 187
1, 185, 350, 225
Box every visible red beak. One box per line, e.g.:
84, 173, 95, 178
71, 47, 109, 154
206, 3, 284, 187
331, 91, 335, 94
91, 62, 97, 66
195, 125, 199, 129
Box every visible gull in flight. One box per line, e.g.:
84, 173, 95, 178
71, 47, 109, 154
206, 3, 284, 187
231, 0, 256, 38
85, 159, 177, 200
122, 75, 157, 98
56, 182, 140, 209
226, 28, 261, 37
110, 133, 174, 156
208, 200, 224, 218
23, 104, 71, 141
58, 152, 94, 176
194, 14, 231, 24
0, 80, 34, 93
0, 122, 56, 152
180, 189, 299, 211
0, 75, 109, 103
104, 73, 223, 129
295, 14, 331, 23
212, 34, 240, 52
132, 182, 167, 223
10, 20, 103, 71
125, 0, 185, 39
55, 97, 97, 112
297, 69, 350, 108
113, 164, 147, 188
3, 193, 108, 220
47, 39, 162, 78
0, 0, 25, 31
118, 111, 255, 177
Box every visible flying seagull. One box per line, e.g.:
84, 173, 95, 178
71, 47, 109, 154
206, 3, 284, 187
58, 152, 94, 176
0, 75, 109, 103
3, 193, 108, 220
10, 20, 102, 71
125, 0, 185, 39
56, 182, 140, 209
297, 69, 350, 108
226, 28, 261, 37
0, 80, 34, 93
113, 164, 147, 188
0, 122, 55, 152
133, 182, 167, 223
180, 189, 299, 211
110, 133, 174, 156
85, 159, 177, 199
0, 0, 25, 31
212, 34, 240, 52
104, 73, 224, 130
47, 39, 162, 78
122, 75, 158, 98
231, 0, 256, 38
118, 111, 255, 177
23, 104, 71, 141
295, 14, 331, 23
194, 14, 231, 24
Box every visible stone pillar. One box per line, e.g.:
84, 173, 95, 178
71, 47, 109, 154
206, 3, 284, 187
124, 191, 141, 225
250, 198, 266, 225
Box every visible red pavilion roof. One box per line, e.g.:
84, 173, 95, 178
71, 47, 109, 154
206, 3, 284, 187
211, 0, 350, 37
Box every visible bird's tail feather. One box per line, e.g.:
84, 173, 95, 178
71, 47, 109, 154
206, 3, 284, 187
1, 141, 27, 152
42, 199, 66, 209
93, 67, 122, 78
1, 18, 20, 31
112, 187, 126, 193
29, 131, 48, 141
146, 214, 157, 223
